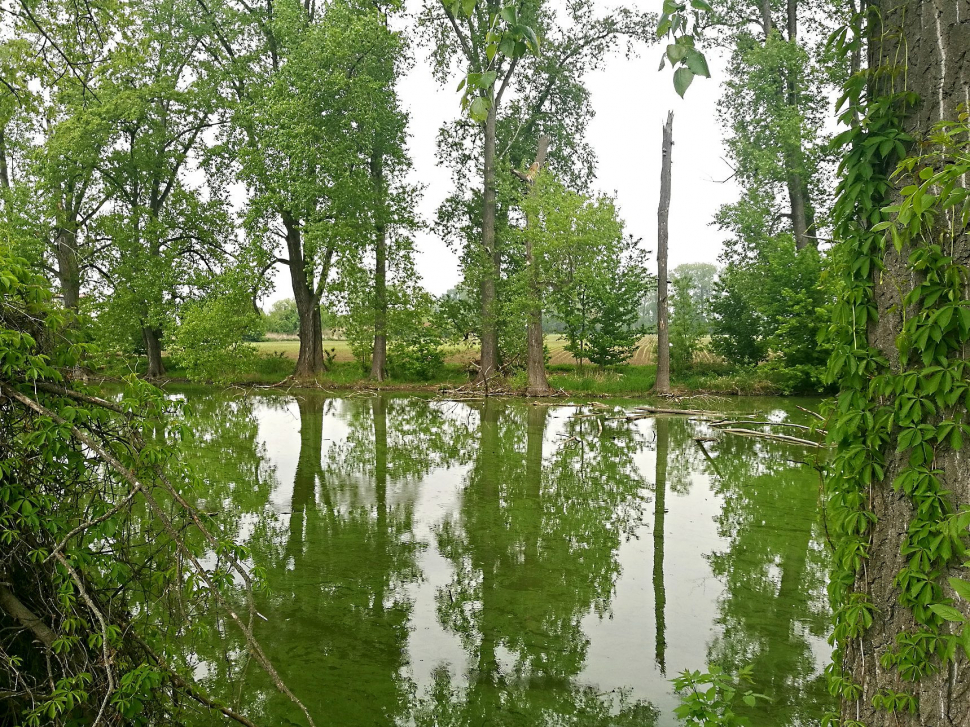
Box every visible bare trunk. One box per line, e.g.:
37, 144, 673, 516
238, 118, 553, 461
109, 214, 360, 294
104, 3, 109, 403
759, 0, 773, 37
283, 212, 324, 379
370, 150, 388, 382
142, 326, 165, 378
522, 136, 552, 397
840, 1, 970, 725
54, 225, 81, 310
654, 112, 673, 394
0, 128, 9, 196
653, 417, 668, 674
370, 226, 388, 381
477, 90, 500, 383
787, 170, 812, 251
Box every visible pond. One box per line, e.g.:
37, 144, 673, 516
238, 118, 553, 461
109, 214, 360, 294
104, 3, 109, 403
175, 391, 835, 726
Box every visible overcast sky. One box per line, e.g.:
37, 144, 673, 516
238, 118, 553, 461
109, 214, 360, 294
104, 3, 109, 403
269, 1, 740, 302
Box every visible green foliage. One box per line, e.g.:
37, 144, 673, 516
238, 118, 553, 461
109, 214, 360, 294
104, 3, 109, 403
673, 665, 768, 726
264, 298, 300, 335
388, 324, 445, 381
521, 176, 652, 370
822, 8, 970, 702
0, 249, 299, 725
657, 0, 713, 97
168, 290, 262, 384
669, 272, 707, 371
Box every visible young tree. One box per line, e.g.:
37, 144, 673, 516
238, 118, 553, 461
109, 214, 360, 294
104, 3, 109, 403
526, 179, 650, 371
669, 272, 707, 372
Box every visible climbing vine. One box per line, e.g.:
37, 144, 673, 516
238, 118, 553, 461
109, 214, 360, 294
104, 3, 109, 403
822, 6, 970, 723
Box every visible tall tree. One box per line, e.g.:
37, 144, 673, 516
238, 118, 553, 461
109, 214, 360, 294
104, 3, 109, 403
515, 134, 552, 396
93, 0, 228, 378
424, 0, 652, 383
825, 1, 970, 724
201, 0, 412, 380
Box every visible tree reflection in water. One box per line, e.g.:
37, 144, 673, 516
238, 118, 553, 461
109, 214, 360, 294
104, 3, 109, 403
171, 391, 832, 726
415, 401, 658, 726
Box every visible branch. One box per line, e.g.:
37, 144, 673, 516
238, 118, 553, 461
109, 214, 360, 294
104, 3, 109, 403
0, 584, 57, 649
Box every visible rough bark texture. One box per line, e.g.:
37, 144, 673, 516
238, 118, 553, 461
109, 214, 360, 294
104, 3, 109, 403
142, 326, 165, 378
477, 92, 500, 383
282, 212, 325, 380
523, 136, 552, 397
54, 225, 81, 311
846, 2, 970, 725
370, 147, 388, 382
654, 112, 673, 395
0, 128, 9, 194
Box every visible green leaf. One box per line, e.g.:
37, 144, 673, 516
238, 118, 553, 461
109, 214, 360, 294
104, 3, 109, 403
929, 604, 966, 623
690, 0, 713, 11
499, 6, 515, 24
685, 49, 710, 77
950, 578, 970, 603
666, 44, 688, 64
673, 67, 694, 98
469, 96, 490, 122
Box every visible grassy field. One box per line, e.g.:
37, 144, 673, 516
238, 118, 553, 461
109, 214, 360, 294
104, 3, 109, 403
255, 335, 720, 367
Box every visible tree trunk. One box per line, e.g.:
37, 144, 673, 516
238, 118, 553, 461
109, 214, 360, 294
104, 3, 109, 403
523, 136, 552, 397
653, 417, 668, 674
142, 326, 165, 378
370, 150, 388, 382
0, 127, 9, 197
282, 212, 325, 380
840, 1, 970, 724
477, 90, 500, 384
54, 225, 81, 311
654, 112, 673, 395
783, 0, 816, 251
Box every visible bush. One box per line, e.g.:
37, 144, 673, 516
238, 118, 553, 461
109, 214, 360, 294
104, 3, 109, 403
387, 325, 444, 380
169, 293, 261, 383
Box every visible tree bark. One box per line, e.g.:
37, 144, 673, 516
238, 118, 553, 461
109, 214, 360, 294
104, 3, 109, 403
54, 224, 81, 310
477, 89, 500, 383
522, 136, 552, 397
0, 127, 9, 196
142, 326, 165, 378
370, 150, 388, 382
842, 1, 970, 724
282, 212, 325, 380
654, 112, 673, 395
783, 0, 816, 251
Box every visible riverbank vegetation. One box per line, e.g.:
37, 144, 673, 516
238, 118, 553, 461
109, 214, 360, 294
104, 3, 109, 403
3, 0, 969, 725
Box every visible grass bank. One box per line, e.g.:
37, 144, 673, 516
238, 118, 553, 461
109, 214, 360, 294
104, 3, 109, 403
130, 346, 817, 397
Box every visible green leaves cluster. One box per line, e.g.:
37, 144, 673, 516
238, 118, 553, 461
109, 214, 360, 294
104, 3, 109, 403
656, 0, 712, 97
673, 664, 768, 727
824, 79, 970, 718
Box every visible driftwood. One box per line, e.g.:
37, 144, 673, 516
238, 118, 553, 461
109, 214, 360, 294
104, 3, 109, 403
796, 405, 826, 422
710, 420, 827, 435
717, 427, 828, 448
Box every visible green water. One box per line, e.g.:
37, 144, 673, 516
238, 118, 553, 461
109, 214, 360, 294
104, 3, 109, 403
177, 391, 834, 726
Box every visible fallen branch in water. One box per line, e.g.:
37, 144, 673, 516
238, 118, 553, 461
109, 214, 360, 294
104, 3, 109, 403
796, 405, 826, 422
717, 427, 829, 448
710, 420, 827, 435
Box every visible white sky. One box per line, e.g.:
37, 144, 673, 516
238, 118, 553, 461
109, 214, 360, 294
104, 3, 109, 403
269, 2, 739, 302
